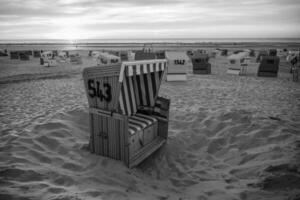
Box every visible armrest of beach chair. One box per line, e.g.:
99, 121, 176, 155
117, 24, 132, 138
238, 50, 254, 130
153, 96, 170, 119
137, 105, 155, 115
152, 96, 170, 139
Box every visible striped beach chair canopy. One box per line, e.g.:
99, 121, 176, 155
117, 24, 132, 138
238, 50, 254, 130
118, 59, 167, 116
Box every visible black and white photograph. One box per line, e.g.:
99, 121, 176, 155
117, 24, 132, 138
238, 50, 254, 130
0, 0, 300, 199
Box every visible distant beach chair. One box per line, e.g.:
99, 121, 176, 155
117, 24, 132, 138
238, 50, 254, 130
19, 52, 30, 61
210, 50, 218, 58
256, 50, 268, 63
221, 49, 228, 56
165, 51, 190, 81
287, 51, 300, 72
96, 52, 120, 66
33, 50, 41, 58
58, 51, 68, 62
119, 51, 129, 61
269, 49, 277, 56
257, 56, 279, 77
155, 51, 165, 59
134, 44, 156, 60
69, 54, 82, 64
109, 51, 128, 61
127, 51, 135, 61
41, 51, 57, 67
25, 50, 32, 56
0, 49, 8, 57
249, 49, 255, 57
52, 50, 58, 57
226, 52, 248, 75
292, 63, 300, 82
191, 52, 211, 74
63, 50, 69, 58
134, 51, 156, 60
196, 49, 207, 54
91, 51, 101, 58
10, 51, 19, 59
186, 50, 194, 58
83, 59, 170, 168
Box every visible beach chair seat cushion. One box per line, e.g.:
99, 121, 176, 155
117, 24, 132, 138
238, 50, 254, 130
128, 113, 158, 155
128, 113, 157, 135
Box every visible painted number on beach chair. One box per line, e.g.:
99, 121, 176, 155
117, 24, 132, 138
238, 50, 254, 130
87, 79, 112, 102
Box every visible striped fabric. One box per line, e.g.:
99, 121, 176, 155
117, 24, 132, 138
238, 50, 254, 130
128, 113, 157, 135
119, 59, 167, 116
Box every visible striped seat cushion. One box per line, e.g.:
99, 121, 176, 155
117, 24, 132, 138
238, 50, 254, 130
128, 113, 157, 135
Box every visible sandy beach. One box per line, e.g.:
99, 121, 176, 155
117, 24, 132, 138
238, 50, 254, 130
0, 44, 300, 200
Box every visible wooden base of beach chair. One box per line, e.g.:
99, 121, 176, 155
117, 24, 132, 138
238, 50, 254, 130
257, 71, 278, 77
257, 56, 279, 77
129, 136, 166, 168
44, 60, 57, 67
227, 69, 240, 75
193, 68, 211, 74
166, 74, 187, 81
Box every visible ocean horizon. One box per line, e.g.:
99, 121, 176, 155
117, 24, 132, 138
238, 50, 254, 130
1, 38, 300, 44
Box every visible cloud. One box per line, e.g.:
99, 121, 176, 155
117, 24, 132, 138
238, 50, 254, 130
0, 0, 299, 39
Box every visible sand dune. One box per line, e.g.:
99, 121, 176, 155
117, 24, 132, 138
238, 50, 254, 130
0, 50, 300, 200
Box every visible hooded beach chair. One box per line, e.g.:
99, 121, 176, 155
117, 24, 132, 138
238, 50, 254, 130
19, 52, 30, 61
134, 44, 156, 60
83, 59, 170, 167
134, 51, 156, 60
119, 51, 129, 61
58, 51, 68, 62
191, 52, 211, 74
41, 51, 57, 67
69, 53, 82, 64
226, 52, 248, 75
256, 50, 268, 63
33, 51, 41, 58
96, 52, 120, 66
10, 51, 19, 59
269, 49, 277, 56
257, 56, 280, 77
127, 51, 135, 61
221, 49, 228, 56
0, 49, 8, 57
249, 49, 255, 57
25, 50, 32, 56
165, 51, 189, 81
186, 50, 194, 58
155, 51, 165, 59
292, 62, 300, 82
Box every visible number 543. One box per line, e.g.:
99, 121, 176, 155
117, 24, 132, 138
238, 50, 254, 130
87, 79, 112, 102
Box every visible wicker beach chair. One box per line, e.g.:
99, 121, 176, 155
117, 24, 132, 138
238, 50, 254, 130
83, 59, 170, 168
257, 56, 279, 77
165, 51, 189, 81
10, 51, 19, 59
226, 52, 248, 75
96, 52, 121, 66
191, 53, 211, 74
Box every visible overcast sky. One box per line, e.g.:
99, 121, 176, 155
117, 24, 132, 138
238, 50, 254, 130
0, 0, 299, 40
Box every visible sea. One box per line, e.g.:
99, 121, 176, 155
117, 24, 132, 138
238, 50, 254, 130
1, 38, 300, 44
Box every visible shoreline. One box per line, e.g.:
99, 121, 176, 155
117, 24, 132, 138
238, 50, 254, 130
1, 42, 300, 51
